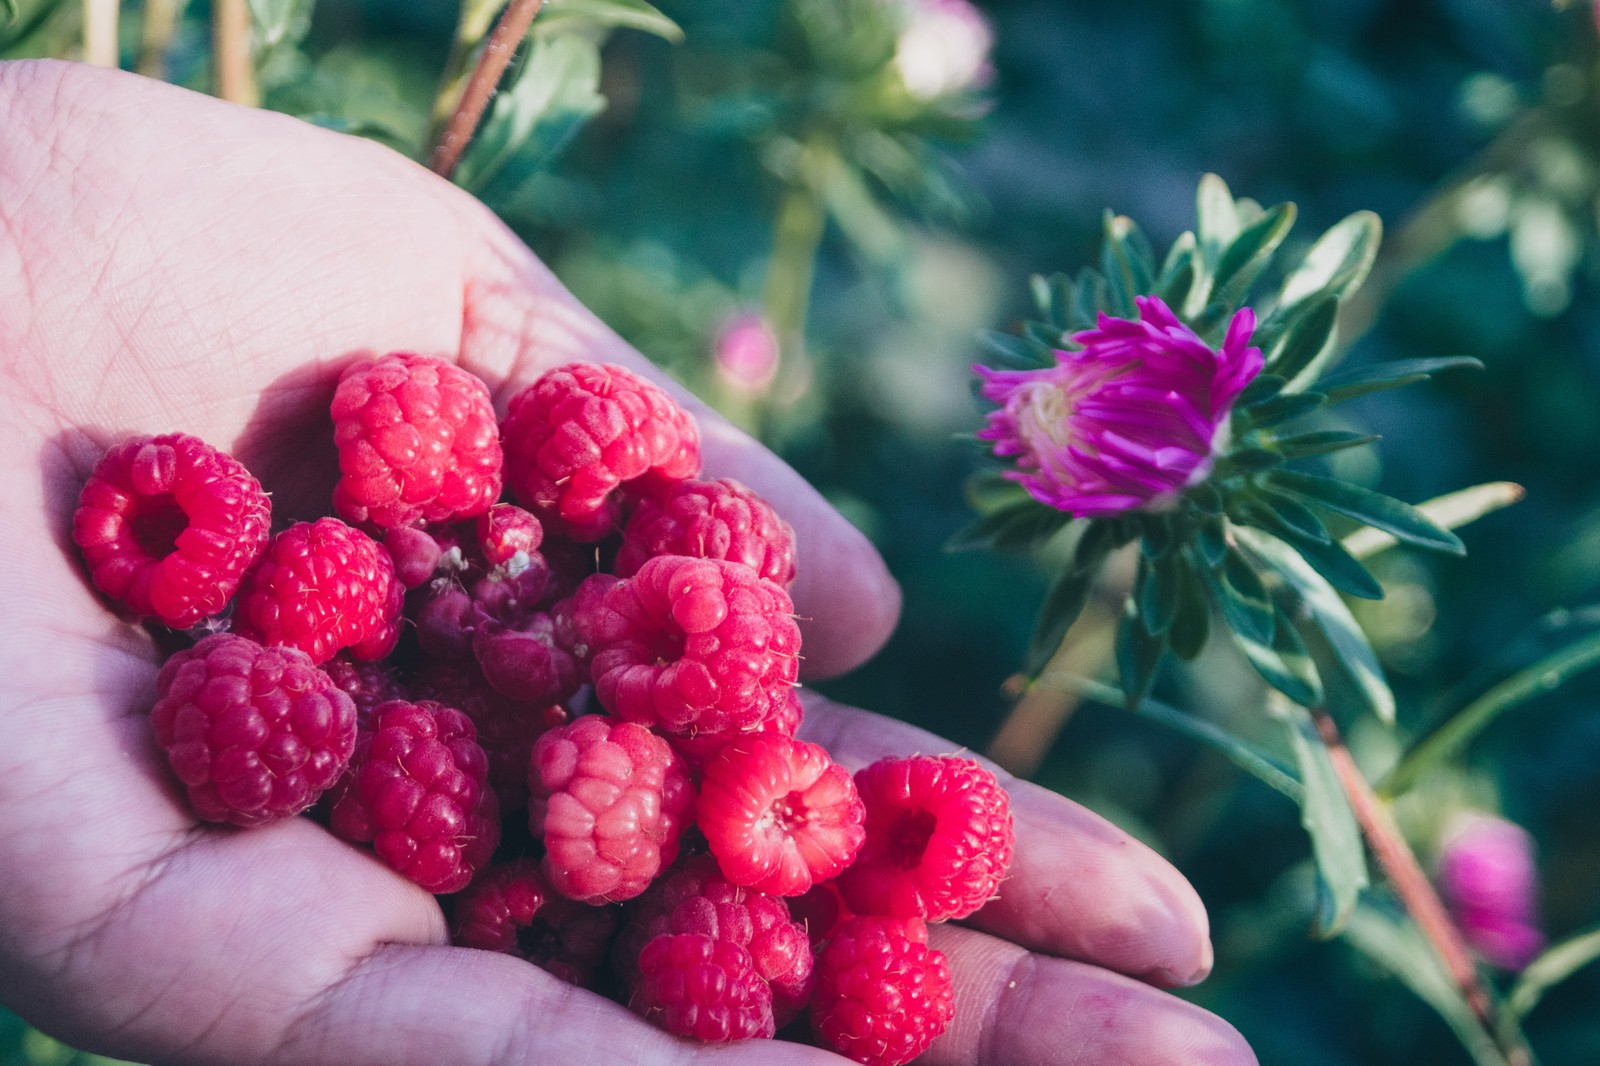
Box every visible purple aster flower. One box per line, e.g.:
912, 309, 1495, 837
1438, 813, 1546, 971
974, 296, 1264, 516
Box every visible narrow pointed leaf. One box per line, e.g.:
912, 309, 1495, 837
1139, 552, 1183, 637
1156, 232, 1198, 310
978, 329, 1050, 370
1277, 210, 1383, 313
1213, 202, 1296, 308
1, 0, 15, 26
1196, 517, 1227, 567
1243, 529, 1396, 726
1238, 373, 1286, 407
1022, 527, 1118, 675
533, 0, 684, 41
1030, 272, 1074, 331
1169, 562, 1211, 660
1215, 448, 1284, 476
1344, 482, 1524, 560
1263, 292, 1338, 383
1023, 318, 1067, 350
1273, 700, 1369, 935
1318, 356, 1484, 405
1266, 469, 1465, 555
1234, 608, 1323, 707
1116, 598, 1169, 708
946, 497, 1073, 553
1241, 390, 1327, 427
1508, 924, 1600, 1023
1196, 173, 1241, 262
1071, 269, 1105, 331
1243, 513, 1383, 600
1239, 491, 1330, 545
1274, 430, 1380, 460
1205, 562, 1275, 646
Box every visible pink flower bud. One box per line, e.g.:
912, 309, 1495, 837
715, 314, 780, 395
973, 296, 1263, 516
1437, 813, 1546, 971
894, 0, 995, 100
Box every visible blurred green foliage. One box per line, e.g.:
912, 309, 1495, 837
6, 0, 1600, 1063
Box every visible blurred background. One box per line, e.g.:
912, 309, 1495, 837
5, 0, 1600, 1063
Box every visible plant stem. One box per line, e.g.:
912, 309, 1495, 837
139, 0, 185, 78
425, 0, 506, 155
213, 0, 258, 106
429, 0, 544, 180
762, 142, 829, 364
82, 0, 118, 67
1312, 709, 1533, 1066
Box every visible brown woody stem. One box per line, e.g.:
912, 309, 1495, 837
428, 0, 545, 181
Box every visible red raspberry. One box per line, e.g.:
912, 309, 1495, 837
451, 859, 618, 986
668, 688, 804, 774
790, 880, 853, 947
581, 556, 801, 736
331, 352, 503, 531
476, 503, 544, 571
321, 656, 408, 730
631, 933, 776, 1042
327, 699, 499, 894
501, 363, 701, 541
836, 756, 1014, 922
150, 633, 356, 827
412, 657, 567, 815
617, 477, 796, 586
615, 854, 815, 1026
233, 518, 403, 665
72, 433, 270, 628
697, 734, 865, 897
528, 716, 694, 903
810, 916, 954, 1066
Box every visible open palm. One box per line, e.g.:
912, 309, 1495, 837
0, 60, 1255, 1065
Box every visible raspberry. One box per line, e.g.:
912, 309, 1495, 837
835, 756, 1014, 922
150, 633, 356, 826
233, 518, 403, 665
467, 571, 577, 707
810, 916, 954, 1066
697, 734, 865, 897
412, 657, 567, 815
321, 656, 407, 730
331, 352, 503, 531
451, 859, 618, 986
668, 689, 804, 774
631, 933, 776, 1042
615, 854, 815, 1026
476, 503, 544, 572
528, 716, 694, 903
328, 699, 498, 894
383, 525, 449, 589
617, 477, 796, 586
501, 363, 701, 541
581, 556, 801, 736
790, 880, 853, 947
72, 433, 270, 628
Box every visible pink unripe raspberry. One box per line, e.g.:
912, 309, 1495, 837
580, 555, 801, 736
810, 916, 953, 1066
836, 755, 1014, 922
528, 716, 694, 903
151, 633, 356, 826
331, 352, 503, 530
632, 933, 776, 1042
617, 477, 797, 586
697, 733, 865, 897
72, 433, 271, 628
328, 699, 499, 894
501, 362, 701, 541
233, 517, 403, 665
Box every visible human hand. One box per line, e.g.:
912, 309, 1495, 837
0, 59, 1255, 1065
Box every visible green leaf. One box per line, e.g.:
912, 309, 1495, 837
1508, 924, 1600, 1022
1237, 373, 1286, 407
946, 496, 1072, 553
1138, 552, 1183, 637
1195, 517, 1227, 567
1262, 293, 1338, 384
1116, 598, 1168, 708
1341, 904, 1513, 1066
1273, 700, 1369, 935
1277, 209, 1383, 314
248, 0, 315, 49
1344, 481, 1524, 560
1265, 470, 1466, 555
1233, 608, 1324, 707
1, 0, 17, 27
1195, 173, 1241, 264
1099, 212, 1150, 318
978, 329, 1050, 370
454, 33, 606, 194
1168, 563, 1211, 661
1070, 269, 1106, 331
1240, 490, 1330, 545
1155, 232, 1198, 310
1022, 526, 1118, 675
1054, 676, 1304, 801
1212, 201, 1296, 308
1240, 390, 1327, 428
535, 0, 684, 41
1213, 448, 1283, 476
1244, 530, 1397, 726
1380, 629, 1600, 796
1274, 429, 1380, 460
1029, 272, 1074, 332
1318, 356, 1484, 405
1242, 509, 1384, 600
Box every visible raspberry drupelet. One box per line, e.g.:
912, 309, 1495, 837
72, 432, 271, 629
697, 733, 866, 897
330, 352, 503, 531
327, 699, 499, 894
836, 755, 1015, 922
150, 633, 356, 827
810, 916, 954, 1066
232, 517, 403, 665
616, 477, 797, 586
528, 716, 695, 903
578, 555, 801, 736
500, 362, 701, 541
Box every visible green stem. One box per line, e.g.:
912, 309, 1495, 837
762, 144, 829, 366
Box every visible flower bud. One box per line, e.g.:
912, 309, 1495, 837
1437, 813, 1545, 971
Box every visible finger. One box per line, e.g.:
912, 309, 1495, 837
452, 215, 902, 681
799, 694, 1215, 986
923, 923, 1256, 1066
270, 943, 848, 1066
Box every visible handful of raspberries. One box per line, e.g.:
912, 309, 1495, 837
71, 355, 1015, 1066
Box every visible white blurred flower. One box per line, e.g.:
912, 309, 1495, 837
893, 0, 995, 101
